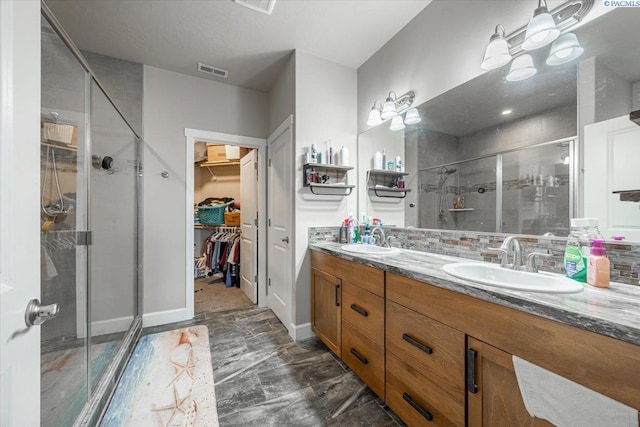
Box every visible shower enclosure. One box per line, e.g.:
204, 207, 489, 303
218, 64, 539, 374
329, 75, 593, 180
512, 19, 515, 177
40, 5, 142, 426
417, 139, 574, 236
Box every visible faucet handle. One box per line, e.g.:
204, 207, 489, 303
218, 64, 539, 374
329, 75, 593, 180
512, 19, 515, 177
524, 251, 552, 273
487, 247, 511, 267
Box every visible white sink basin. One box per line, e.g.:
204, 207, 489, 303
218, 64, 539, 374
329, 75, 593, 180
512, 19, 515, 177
340, 244, 400, 256
442, 262, 584, 294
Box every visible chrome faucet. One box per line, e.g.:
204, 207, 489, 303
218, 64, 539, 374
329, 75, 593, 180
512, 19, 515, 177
371, 227, 386, 247
488, 236, 522, 269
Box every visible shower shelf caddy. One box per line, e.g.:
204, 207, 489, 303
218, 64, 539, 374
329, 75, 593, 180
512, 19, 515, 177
303, 163, 355, 196
367, 169, 411, 199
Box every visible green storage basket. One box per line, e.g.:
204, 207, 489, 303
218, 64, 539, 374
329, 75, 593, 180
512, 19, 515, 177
197, 204, 227, 225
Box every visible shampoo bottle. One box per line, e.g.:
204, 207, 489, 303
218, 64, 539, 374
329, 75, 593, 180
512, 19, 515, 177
587, 239, 610, 288
374, 151, 383, 170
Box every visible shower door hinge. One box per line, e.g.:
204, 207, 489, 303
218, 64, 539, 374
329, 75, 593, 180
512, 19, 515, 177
268, 278, 271, 287
269, 159, 272, 167
254, 218, 258, 226
254, 275, 258, 283
268, 218, 271, 226
77, 231, 93, 246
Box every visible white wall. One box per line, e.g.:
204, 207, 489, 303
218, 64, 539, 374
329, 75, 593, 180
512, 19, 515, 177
294, 51, 357, 325
269, 52, 295, 135
143, 66, 267, 322
195, 164, 240, 202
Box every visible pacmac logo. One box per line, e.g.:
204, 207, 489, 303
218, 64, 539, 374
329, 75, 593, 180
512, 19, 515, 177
604, 0, 640, 6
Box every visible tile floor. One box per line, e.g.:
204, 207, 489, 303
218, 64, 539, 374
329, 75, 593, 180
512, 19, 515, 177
141, 280, 405, 426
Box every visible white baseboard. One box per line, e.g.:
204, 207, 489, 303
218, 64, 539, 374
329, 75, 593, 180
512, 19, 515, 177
143, 308, 190, 328
290, 322, 314, 341
77, 315, 135, 338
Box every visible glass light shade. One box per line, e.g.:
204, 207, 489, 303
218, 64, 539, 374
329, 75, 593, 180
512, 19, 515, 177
522, 9, 560, 51
562, 154, 570, 165
367, 108, 382, 126
381, 99, 397, 120
404, 108, 421, 125
481, 37, 512, 70
506, 54, 537, 82
546, 33, 584, 66
389, 115, 405, 131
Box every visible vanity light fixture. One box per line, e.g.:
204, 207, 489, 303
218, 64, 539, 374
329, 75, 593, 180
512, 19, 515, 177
506, 54, 537, 82
479, 0, 593, 78
389, 116, 406, 131
546, 32, 584, 65
522, 0, 560, 51
481, 25, 512, 70
367, 90, 419, 130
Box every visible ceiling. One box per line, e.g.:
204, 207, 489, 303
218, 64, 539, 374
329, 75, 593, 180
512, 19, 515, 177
46, 0, 430, 92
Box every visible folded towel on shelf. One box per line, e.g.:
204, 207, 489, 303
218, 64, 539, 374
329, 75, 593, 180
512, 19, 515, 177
513, 356, 638, 427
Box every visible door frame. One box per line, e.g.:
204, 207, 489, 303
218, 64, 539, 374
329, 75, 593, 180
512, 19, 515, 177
184, 129, 267, 318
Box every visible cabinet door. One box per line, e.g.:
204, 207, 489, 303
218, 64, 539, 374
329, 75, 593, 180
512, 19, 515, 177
311, 268, 342, 356
467, 337, 553, 427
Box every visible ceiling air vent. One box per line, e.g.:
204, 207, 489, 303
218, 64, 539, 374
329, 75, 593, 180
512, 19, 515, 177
197, 63, 229, 79
233, 0, 276, 16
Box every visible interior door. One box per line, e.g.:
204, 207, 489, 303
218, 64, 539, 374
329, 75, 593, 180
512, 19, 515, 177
267, 117, 293, 333
240, 149, 258, 304
1, 2, 45, 425
584, 115, 640, 241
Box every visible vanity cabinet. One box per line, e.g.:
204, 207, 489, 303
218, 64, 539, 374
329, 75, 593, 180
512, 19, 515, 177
311, 268, 342, 355
311, 251, 385, 398
466, 337, 553, 427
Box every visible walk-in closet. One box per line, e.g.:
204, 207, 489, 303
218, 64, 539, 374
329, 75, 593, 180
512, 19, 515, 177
193, 142, 259, 314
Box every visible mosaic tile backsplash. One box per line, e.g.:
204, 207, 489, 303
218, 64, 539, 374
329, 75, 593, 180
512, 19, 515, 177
309, 226, 640, 286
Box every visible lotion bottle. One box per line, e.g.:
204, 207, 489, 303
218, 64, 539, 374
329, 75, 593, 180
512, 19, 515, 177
587, 239, 610, 288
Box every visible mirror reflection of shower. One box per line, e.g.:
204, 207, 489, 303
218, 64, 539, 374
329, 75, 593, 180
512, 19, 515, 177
437, 166, 457, 223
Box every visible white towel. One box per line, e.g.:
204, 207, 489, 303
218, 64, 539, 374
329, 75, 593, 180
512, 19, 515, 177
513, 355, 638, 427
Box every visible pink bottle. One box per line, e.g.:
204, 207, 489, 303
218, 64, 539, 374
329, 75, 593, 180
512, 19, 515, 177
587, 239, 610, 288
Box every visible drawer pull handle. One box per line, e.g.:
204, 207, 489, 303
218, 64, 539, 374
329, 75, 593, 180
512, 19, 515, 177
402, 333, 433, 355
350, 304, 368, 317
467, 348, 479, 394
402, 392, 433, 422
350, 348, 368, 365
335, 284, 340, 307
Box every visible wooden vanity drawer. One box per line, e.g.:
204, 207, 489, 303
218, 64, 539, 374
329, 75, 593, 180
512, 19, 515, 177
341, 319, 385, 399
311, 251, 384, 296
387, 353, 464, 427
342, 281, 384, 342
386, 300, 465, 401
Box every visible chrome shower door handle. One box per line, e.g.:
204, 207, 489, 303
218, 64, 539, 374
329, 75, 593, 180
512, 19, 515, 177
281, 236, 289, 243
25, 298, 59, 327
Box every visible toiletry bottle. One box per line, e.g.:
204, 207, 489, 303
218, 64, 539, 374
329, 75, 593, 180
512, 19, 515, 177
346, 216, 354, 243
395, 156, 402, 172
328, 145, 333, 165
382, 150, 387, 170
587, 239, 610, 288
565, 218, 589, 282
339, 146, 349, 166
387, 160, 395, 171
374, 151, 383, 170
310, 144, 318, 163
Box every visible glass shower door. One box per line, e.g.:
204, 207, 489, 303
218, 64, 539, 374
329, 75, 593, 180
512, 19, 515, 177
88, 80, 139, 392
40, 17, 89, 427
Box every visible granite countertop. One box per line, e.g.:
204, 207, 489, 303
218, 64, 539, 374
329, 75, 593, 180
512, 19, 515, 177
309, 242, 640, 347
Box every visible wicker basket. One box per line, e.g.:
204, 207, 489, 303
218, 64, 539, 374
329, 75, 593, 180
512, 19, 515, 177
197, 204, 227, 225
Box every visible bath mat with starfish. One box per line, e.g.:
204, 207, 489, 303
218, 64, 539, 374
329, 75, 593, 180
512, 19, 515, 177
100, 325, 218, 427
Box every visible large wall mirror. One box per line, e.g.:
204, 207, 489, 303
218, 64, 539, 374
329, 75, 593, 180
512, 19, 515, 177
357, 6, 640, 241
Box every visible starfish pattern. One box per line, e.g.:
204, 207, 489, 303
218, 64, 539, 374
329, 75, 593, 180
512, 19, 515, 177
151, 384, 190, 427
167, 346, 196, 387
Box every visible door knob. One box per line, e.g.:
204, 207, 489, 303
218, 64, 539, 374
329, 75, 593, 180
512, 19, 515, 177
281, 236, 289, 243
25, 299, 59, 327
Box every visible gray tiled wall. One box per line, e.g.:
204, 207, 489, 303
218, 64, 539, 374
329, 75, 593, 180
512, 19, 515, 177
309, 226, 640, 286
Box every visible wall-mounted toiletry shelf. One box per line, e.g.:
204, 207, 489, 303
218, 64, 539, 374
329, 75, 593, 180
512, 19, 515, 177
448, 208, 475, 212
613, 189, 640, 202
303, 163, 354, 196
366, 170, 410, 199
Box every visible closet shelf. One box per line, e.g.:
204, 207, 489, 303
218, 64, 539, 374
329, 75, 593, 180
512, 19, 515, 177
198, 161, 241, 168
41, 141, 77, 152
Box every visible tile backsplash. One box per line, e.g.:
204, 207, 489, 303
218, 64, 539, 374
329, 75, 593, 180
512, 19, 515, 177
309, 226, 640, 286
